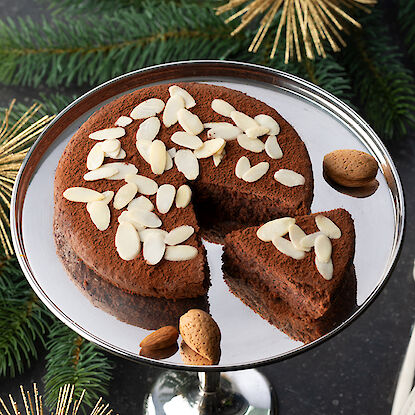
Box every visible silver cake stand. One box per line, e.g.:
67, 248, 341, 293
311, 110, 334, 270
10, 61, 404, 414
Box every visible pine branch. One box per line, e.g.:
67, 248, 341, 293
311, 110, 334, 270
339, 9, 415, 140
44, 321, 114, 413
0, 256, 51, 377
398, 0, 415, 62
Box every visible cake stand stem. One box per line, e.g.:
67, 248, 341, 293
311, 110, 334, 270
143, 369, 276, 414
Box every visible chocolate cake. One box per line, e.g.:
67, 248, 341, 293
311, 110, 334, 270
54, 82, 314, 299
223, 209, 355, 319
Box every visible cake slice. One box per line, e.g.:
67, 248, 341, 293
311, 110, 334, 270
223, 209, 355, 319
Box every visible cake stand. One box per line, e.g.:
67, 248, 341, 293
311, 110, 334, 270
10, 61, 404, 414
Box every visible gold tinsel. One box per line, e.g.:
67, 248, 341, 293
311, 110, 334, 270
216, 0, 377, 62
0, 384, 115, 415
0, 100, 54, 257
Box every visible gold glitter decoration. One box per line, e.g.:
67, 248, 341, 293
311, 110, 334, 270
216, 0, 377, 62
0, 384, 115, 415
0, 100, 54, 257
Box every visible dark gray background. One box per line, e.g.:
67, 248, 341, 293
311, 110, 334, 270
0, 1, 414, 414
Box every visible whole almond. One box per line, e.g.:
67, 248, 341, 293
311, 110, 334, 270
179, 309, 221, 363
139, 326, 179, 350
180, 341, 216, 366
323, 149, 378, 187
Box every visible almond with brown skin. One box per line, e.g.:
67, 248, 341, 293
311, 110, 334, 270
139, 326, 179, 350
180, 341, 215, 366
179, 309, 221, 364
323, 149, 378, 188
140, 343, 178, 360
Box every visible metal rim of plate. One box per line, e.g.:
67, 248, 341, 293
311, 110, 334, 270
11, 60, 405, 372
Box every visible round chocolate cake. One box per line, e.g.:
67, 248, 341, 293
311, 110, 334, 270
54, 82, 314, 300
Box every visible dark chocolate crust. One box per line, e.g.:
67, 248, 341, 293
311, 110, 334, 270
54, 82, 314, 298
223, 209, 355, 319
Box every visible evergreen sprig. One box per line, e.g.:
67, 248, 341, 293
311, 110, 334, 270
399, 0, 415, 62
339, 9, 415, 140
44, 321, 113, 412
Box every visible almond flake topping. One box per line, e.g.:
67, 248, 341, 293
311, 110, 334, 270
150, 140, 167, 175
83, 165, 118, 181
139, 228, 167, 243
254, 114, 280, 136
315, 257, 333, 280
87, 143, 105, 170
169, 85, 196, 109
127, 208, 162, 228
63, 187, 105, 203
115, 222, 141, 261
125, 174, 158, 195
106, 148, 126, 160
118, 211, 146, 231
165, 151, 174, 171
86, 200, 111, 231
113, 182, 138, 210
89, 127, 125, 141
235, 156, 251, 179
237, 134, 264, 153
242, 162, 269, 183
300, 232, 323, 249
177, 108, 204, 135
101, 190, 114, 204
315, 215, 341, 239
211, 99, 236, 117
171, 131, 203, 150
136, 139, 151, 163
265, 135, 283, 159
245, 126, 269, 139
204, 122, 233, 129
272, 236, 305, 260
163, 95, 185, 127
128, 195, 154, 212
274, 169, 305, 187
174, 150, 199, 180
136, 117, 160, 142
315, 234, 332, 263
115, 116, 133, 127
164, 245, 198, 261
104, 163, 138, 180
288, 224, 310, 252
207, 123, 241, 141
257, 217, 296, 241
165, 225, 195, 246
213, 148, 225, 167
193, 138, 225, 159
143, 232, 166, 265
156, 184, 176, 214
230, 111, 258, 131
101, 139, 121, 154
130, 98, 165, 119
175, 184, 192, 208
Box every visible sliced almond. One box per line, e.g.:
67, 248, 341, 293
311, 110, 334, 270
127, 208, 162, 228
113, 182, 138, 210
156, 184, 176, 214
237, 134, 264, 153
235, 156, 251, 179
87, 143, 105, 170
245, 126, 269, 139
193, 138, 225, 159
117, 211, 146, 231
207, 124, 241, 141
288, 224, 310, 252
139, 228, 167, 243
136, 139, 151, 163
89, 127, 125, 141
242, 162, 269, 183
104, 163, 138, 180
272, 236, 305, 260
115, 116, 132, 127
101, 190, 114, 204
63, 187, 105, 203
163, 95, 186, 127
86, 200, 110, 231
254, 114, 280, 136
169, 85, 196, 109
230, 111, 258, 131
257, 217, 296, 241
174, 150, 199, 180
128, 195, 154, 212
106, 148, 126, 160
274, 169, 305, 187
165, 225, 195, 246
315, 257, 333, 280
101, 139, 121, 154
315, 234, 332, 263
165, 151, 173, 171
204, 122, 233, 129
168, 148, 177, 158
315, 215, 341, 239
171, 131, 203, 150
177, 108, 203, 135
136, 117, 160, 142
265, 135, 283, 159
143, 232, 166, 265
213, 148, 225, 167
150, 140, 167, 175
175, 184, 192, 208
211, 99, 236, 117
130, 98, 165, 119
115, 222, 140, 261
300, 232, 323, 249
125, 174, 158, 195
83, 166, 118, 181
164, 245, 198, 261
